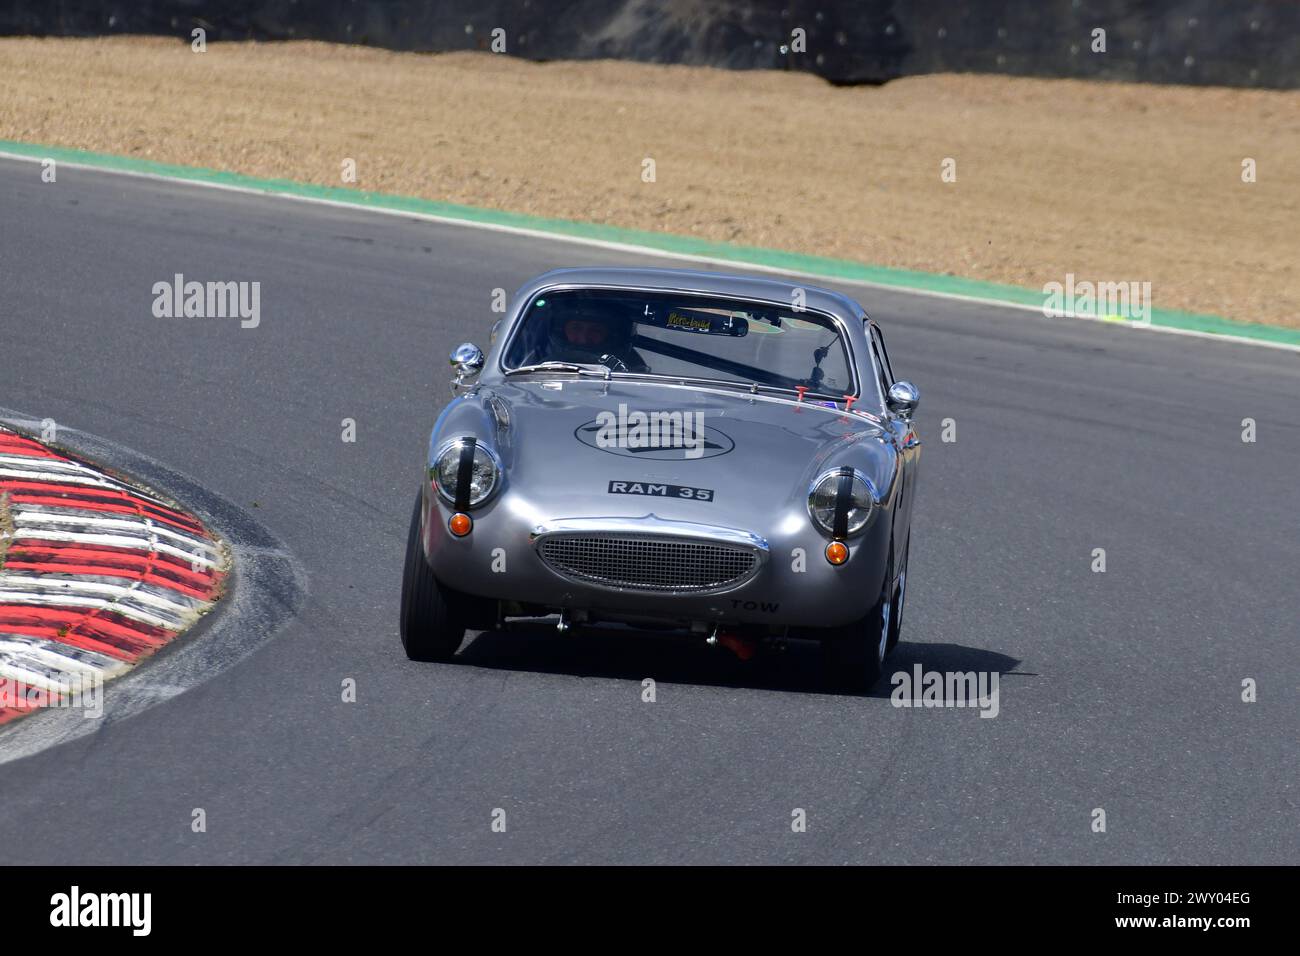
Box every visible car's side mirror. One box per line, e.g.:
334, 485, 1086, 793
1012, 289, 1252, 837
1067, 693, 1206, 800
886, 380, 919, 416
450, 342, 485, 392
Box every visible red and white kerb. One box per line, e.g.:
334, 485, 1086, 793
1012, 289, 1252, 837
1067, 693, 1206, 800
0, 427, 227, 724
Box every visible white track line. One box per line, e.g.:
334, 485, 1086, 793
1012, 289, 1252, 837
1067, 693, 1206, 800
0, 453, 174, 506
0, 590, 186, 631
1, 148, 1295, 354
0, 647, 111, 677
0, 454, 110, 476
0, 635, 125, 674
0, 578, 195, 622
13, 509, 218, 554
0, 577, 201, 616
7, 528, 221, 569
0, 466, 134, 492
0, 452, 134, 477
0, 661, 96, 693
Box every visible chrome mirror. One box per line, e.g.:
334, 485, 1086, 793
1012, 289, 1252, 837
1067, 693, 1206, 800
886, 380, 919, 416
450, 342, 485, 392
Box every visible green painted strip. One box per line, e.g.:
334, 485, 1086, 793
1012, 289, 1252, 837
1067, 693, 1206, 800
4, 138, 1297, 347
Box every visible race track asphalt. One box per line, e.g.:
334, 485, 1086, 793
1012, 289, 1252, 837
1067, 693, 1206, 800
1, 157, 1296, 864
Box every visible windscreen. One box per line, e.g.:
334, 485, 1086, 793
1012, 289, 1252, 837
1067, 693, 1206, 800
503, 288, 857, 398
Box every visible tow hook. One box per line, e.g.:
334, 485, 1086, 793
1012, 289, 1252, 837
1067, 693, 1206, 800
556, 610, 571, 634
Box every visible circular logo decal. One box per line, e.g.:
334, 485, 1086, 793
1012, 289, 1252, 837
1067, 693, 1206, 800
574, 417, 735, 460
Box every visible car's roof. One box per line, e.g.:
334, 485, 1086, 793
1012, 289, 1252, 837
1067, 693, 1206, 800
518, 267, 866, 321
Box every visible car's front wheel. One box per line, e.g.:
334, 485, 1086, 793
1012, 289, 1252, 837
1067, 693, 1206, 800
886, 534, 909, 653
822, 562, 895, 692
400, 491, 469, 662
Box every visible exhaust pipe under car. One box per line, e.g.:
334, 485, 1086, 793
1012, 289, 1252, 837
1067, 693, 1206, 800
707, 624, 758, 661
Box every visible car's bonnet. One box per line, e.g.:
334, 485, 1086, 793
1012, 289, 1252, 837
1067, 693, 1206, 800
469, 379, 894, 525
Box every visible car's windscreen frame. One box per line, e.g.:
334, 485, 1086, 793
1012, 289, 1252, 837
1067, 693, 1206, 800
496, 284, 870, 404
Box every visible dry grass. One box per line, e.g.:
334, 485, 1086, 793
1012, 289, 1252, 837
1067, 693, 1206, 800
1, 36, 1297, 325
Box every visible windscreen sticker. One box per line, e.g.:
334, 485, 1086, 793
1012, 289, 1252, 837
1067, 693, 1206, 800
665, 311, 714, 332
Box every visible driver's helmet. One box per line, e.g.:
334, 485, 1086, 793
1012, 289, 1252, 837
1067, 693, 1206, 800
546, 299, 631, 359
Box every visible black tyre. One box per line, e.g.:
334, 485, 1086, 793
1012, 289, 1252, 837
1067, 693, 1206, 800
822, 555, 895, 692
399, 491, 466, 662
886, 535, 909, 653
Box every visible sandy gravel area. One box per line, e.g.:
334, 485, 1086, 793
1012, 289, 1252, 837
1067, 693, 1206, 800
1, 37, 1296, 326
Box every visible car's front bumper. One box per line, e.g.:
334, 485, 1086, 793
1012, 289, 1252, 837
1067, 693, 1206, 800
423, 489, 890, 630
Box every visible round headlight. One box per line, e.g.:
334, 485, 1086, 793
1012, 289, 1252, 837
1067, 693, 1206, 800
433, 440, 500, 508
807, 469, 877, 536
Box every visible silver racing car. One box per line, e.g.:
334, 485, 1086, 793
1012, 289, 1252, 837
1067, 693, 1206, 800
400, 268, 921, 689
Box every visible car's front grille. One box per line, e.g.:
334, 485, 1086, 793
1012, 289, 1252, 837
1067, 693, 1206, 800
537, 534, 760, 593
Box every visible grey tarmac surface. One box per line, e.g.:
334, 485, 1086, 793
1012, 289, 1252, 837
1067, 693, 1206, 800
0, 157, 1296, 864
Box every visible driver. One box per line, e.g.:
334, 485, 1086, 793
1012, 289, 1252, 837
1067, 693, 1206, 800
546, 302, 649, 372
